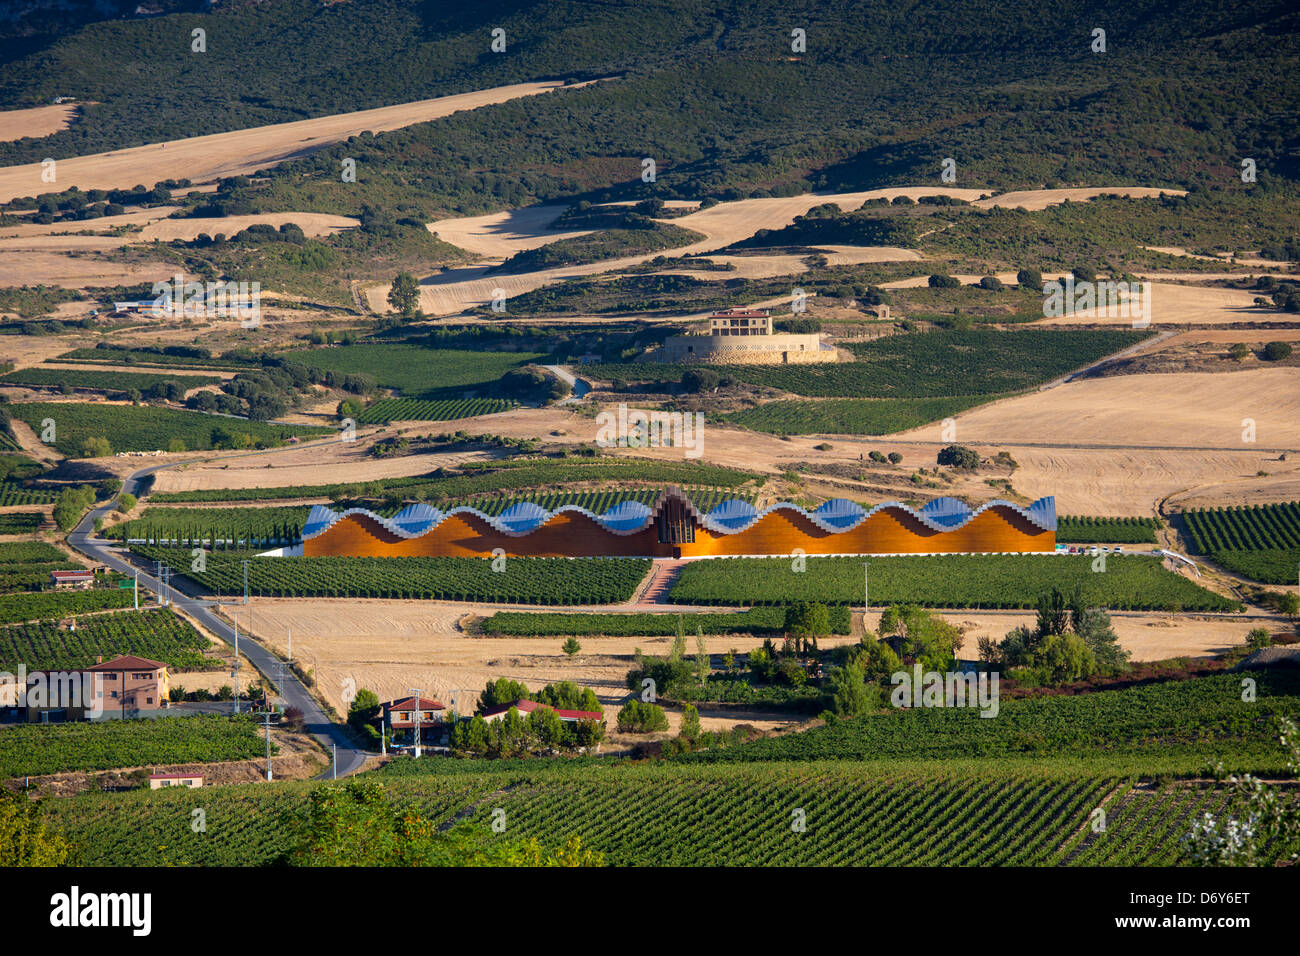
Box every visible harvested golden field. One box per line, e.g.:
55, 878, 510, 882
0, 103, 78, 142
0, 80, 590, 203
971, 186, 1185, 210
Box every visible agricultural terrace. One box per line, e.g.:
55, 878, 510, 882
0, 513, 44, 534
0, 588, 135, 625
480, 606, 852, 637
132, 549, 650, 604
145, 457, 761, 503
669, 554, 1242, 612
0, 368, 223, 393
1182, 501, 1300, 585
0, 715, 270, 779
0, 608, 211, 672
9, 402, 332, 456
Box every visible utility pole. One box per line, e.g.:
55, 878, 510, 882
381, 719, 386, 756
410, 687, 422, 758
133, 569, 138, 610
332, 743, 337, 779
242, 559, 249, 605
232, 616, 240, 715
262, 707, 273, 780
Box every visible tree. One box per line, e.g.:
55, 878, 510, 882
829, 659, 871, 717
617, 699, 668, 733
1016, 268, 1043, 288
887, 452, 902, 464
785, 601, 830, 637
1263, 341, 1293, 361
694, 627, 709, 685
387, 272, 421, 317
79, 436, 112, 458
679, 702, 701, 741
562, 637, 581, 657
1277, 592, 1299, 622
1246, 627, 1272, 650
1229, 342, 1250, 361
936, 444, 980, 469
928, 274, 960, 288
0, 789, 72, 866
681, 367, 721, 393
1072, 265, 1098, 283
116, 492, 137, 513
347, 688, 381, 734
979, 275, 1003, 291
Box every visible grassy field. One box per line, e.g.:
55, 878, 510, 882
669, 554, 1243, 611
9, 402, 331, 456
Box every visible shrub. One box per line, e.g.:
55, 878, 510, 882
937, 444, 980, 469
979, 275, 1004, 291
617, 699, 669, 733
928, 274, 961, 288
1016, 268, 1043, 288
1263, 341, 1293, 361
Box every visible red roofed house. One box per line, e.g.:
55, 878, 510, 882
382, 695, 445, 745
50, 569, 94, 589
24, 654, 169, 721
480, 699, 604, 723
86, 655, 170, 717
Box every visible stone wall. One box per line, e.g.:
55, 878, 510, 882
662, 332, 837, 364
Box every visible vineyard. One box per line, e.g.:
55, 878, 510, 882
132, 548, 651, 604
682, 670, 1300, 767
0, 715, 269, 779
1056, 516, 1160, 544
0, 482, 58, 506
726, 396, 992, 436
0, 608, 212, 672
8, 403, 331, 456
481, 605, 851, 637
52, 347, 259, 371
0, 541, 78, 592
1182, 501, 1300, 584
0, 587, 135, 625
146, 458, 761, 504
356, 397, 514, 424
0, 367, 222, 393
0, 512, 44, 533
283, 344, 543, 398
42, 761, 1241, 867
668, 554, 1243, 611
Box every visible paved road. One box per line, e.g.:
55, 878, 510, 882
66, 457, 369, 780
543, 364, 590, 405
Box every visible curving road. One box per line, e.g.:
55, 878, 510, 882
66, 450, 369, 780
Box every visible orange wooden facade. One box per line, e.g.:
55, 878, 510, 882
302, 503, 1053, 558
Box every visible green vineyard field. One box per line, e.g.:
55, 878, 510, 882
726, 396, 992, 436
668, 554, 1243, 611
0, 588, 135, 625
0, 367, 222, 392
132, 548, 650, 605
1182, 501, 1300, 583
9, 403, 331, 456
1056, 516, 1160, 544
355, 397, 515, 424
481, 605, 851, 636
0, 511, 44, 533
0, 715, 269, 779
0, 608, 210, 672
0, 482, 58, 506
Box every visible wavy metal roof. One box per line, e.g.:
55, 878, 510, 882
300, 494, 1056, 541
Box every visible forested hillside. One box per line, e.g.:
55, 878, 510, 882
0, 0, 1296, 218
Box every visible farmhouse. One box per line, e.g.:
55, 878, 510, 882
481, 699, 604, 723
50, 569, 94, 589
661, 309, 837, 364
292, 488, 1057, 559
22, 654, 170, 721
149, 772, 202, 789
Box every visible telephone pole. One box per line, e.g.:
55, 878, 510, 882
242, 559, 249, 605
410, 687, 422, 758
261, 707, 273, 780
232, 616, 240, 715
